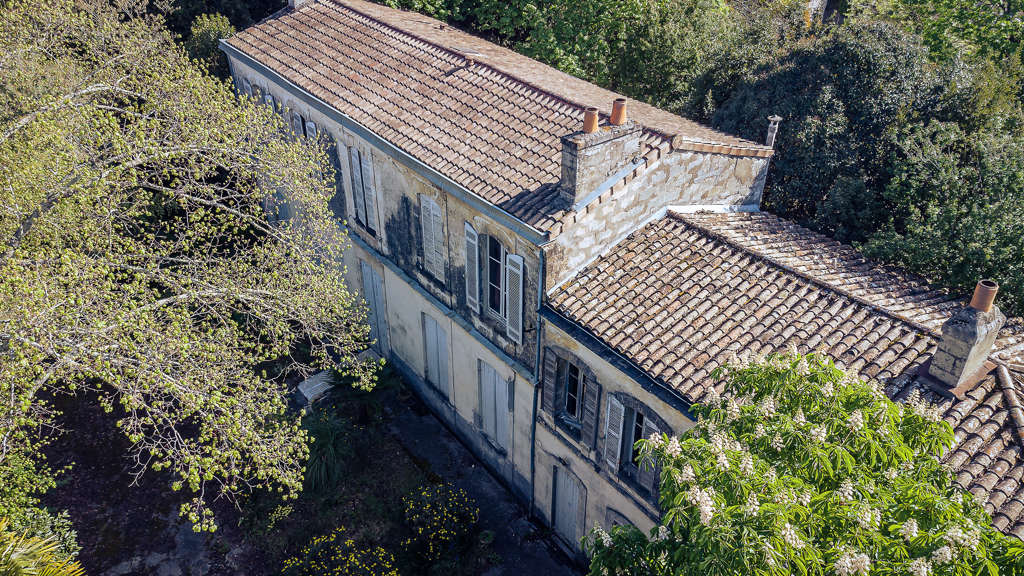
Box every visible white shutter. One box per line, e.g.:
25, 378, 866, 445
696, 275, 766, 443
505, 254, 524, 346
438, 321, 450, 401
361, 149, 377, 232
361, 261, 378, 347
464, 223, 479, 313
604, 396, 625, 470
420, 196, 437, 277
480, 362, 497, 441
305, 120, 318, 139
554, 467, 573, 541
372, 268, 389, 354
496, 375, 512, 452
349, 148, 366, 225
430, 197, 444, 280
423, 315, 438, 388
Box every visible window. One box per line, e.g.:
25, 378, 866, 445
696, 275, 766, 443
348, 147, 377, 234
487, 236, 505, 317
557, 358, 584, 422
603, 395, 663, 497
419, 195, 445, 282
478, 360, 511, 452
464, 223, 479, 313
422, 313, 450, 401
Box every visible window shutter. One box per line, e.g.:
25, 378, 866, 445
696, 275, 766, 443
464, 223, 479, 313
639, 418, 661, 494
420, 195, 435, 275
305, 120, 318, 139
372, 268, 389, 354
481, 362, 497, 441
327, 140, 346, 219
438, 321, 450, 401
291, 112, 304, 138
505, 254, 524, 346
264, 92, 276, 110
541, 349, 557, 414
349, 148, 366, 225
496, 375, 512, 452
360, 149, 377, 232
430, 197, 444, 280
581, 378, 601, 449
574, 475, 587, 547
242, 79, 252, 97
604, 396, 625, 470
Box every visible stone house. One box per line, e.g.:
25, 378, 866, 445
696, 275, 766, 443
221, 0, 1024, 557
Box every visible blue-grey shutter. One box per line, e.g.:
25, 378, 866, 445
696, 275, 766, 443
464, 223, 479, 313
604, 396, 625, 470
349, 147, 366, 225
582, 378, 600, 449
360, 149, 377, 233
541, 349, 557, 414
497, 375, 512, 452
505, 254, 524, 346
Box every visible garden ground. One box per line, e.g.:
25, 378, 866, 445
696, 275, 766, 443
42, 367, 579, 576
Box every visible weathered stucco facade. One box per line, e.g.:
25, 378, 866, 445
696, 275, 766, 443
221, 0, 775, 560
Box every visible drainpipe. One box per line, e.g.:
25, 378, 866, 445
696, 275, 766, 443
528, 250, 545, 519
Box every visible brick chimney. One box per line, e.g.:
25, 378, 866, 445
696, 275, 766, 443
927, 280, 1006, 396
559, 100, 642, 211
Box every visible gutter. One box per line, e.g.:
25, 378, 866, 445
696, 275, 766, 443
218, 40, 550, 247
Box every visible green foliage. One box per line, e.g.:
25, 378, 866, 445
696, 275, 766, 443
401, 483, 479, 563
303, 409, 356, 494
281, 526, 400, 576
184, 13, 236, 78
587, 351, 1023, 575
0, 518, 84, 576
862, 123, 1024, 315
0, 0, 376, 535
162, 0, 285, 39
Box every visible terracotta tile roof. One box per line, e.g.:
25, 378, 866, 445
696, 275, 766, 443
548, 210, 1024, 536
224, 0, 770, 235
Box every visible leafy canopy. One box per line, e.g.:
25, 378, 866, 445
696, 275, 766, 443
587, 351, 1023, 576
0, 0, 374, 533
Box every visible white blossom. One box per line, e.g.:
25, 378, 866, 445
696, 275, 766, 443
686, 486, 717, 526
716, 451, 730, 471
944, 524, 981, 549
771, 433, 784, 451
679, 463, 695, 483
648, 431, 664, 449
901, 518, 919, 541
788, 342, 799, 357
884, 468, 898, 481
834, 550, 871, 576
656, 525, 670, 542
767, 467, 777, 482
856, 506, 881, 530
740, 454, 754, 475
931, 546, 953, 565
760, 397, 777, 418
799, 491, 812, 506
848, 410, 865, 432
821, 381, 835, 398
796, 356, 810, 376
950, 492, 963, 505
594, 525, 613, 547
908, 558, 931, 576
780, 523, 804, 549
726, 399, 741, 422
746, 492, 760, 516
665, 437, 682, 458
705, 387, 722, 408
838, 480, 856, 503
754, 423, 767, 439
810, 426, 827, 443
794, 408, 806, 425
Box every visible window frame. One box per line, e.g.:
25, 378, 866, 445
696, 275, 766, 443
349, 147, 376, 236
559, 358, 585, 423
486, 236, 506, 321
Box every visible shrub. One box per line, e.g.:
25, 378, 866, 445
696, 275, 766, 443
281, 526, 399, 576
401, 483, 479, 563
303, 409, 356, 493
184, 13, 236, 77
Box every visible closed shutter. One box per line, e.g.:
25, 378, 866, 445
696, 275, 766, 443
242, 79, 252, 97
430, 197, 444, 280
305, 120, 318, 139
420, 196, 435, 275
541, 349, 557, 414
505, 254, 524, 346
438, 321, 450, 401
581, 378, 601, 449
423, 315, 439, 389
464, 223, 479, 313
360, 149, 377, 233
496, 375, 512, 453
361, 261, 378, 347
480, 361, 497, 441
252, 85, 263, 101
291, 112, 304, 138
574, 475, 587, 548
371, 267, 389, 354
554, 467, 574, 542
349, 148, 366, 225
639, 419, 661, 494
604, 396, 625, 470
327, 140, 346, 219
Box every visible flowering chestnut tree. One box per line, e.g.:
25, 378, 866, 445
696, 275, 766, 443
587, 350, 1024, 576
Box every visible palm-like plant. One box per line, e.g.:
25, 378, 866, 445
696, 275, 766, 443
0, 519, 84, 576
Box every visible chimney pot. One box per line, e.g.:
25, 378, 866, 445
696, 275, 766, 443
970, 279, 999, 313
610, 98, 628, 126
583, 107, 599, 134
766, 114, 782, 148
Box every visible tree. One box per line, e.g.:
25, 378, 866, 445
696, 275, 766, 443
0, 0, 375, 537
587, 350, 1022, 575
0, 518, 84, 576
184, 13, 236, 78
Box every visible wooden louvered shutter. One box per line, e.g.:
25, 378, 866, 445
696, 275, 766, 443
496, 375, 512, 452
464, 223, 479, 313
291, 112, 304, 138
305, 120, 318, 139
349, 148, 366, 225
639, 418, 661, 494
541, 349, 557, 414
604, 396, 625, 470
420, 196, 435, 275
264, 92, 276, 110
360, 149, 377, 233
438, 321, 450, 401
505, 254, 524, 346
480, 361, 496, 441
327, 140, 346, 219
581, 378, 600, 449
574, 475, 587, 546
430, 197, 444, 280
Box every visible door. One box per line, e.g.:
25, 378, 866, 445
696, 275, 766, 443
423, 313, 450, 401
553, 466, 585, 546
360, 260, 389, 355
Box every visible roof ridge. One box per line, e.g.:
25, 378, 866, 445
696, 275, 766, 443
667, 211, 944, 339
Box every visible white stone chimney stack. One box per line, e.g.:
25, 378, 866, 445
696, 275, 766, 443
927, 279, 1006, 397
289, 0, 313, 9
559, 100, 642, 211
